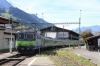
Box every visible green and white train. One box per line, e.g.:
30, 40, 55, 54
16, 30, 84, 54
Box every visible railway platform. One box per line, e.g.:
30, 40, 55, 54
18, 57, 55, 66
72, 46, 100, 66
0, 52, 18, 60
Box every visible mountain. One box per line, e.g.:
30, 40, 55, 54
74, 25, 100, 34
0, 0, 54, 29
8, 7, 54, 29
0, 0, 13, 9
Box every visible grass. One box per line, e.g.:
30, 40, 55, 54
35, 48, 97, 66
65, 48, 97, 66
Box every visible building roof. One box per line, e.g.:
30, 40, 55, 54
85, 35, 100, 40
94, 32, 100, 36
40, 26, 79, 35
0, 16, 20, 24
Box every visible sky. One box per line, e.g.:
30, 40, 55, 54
7, 0, 100, 29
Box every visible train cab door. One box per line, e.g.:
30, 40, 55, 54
36, 34, 41, 48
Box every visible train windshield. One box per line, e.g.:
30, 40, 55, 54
26, 32, 35, 40
18, 33, 24, 39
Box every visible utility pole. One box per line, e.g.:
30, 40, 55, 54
36, 13, 40, 56
63, 25, 64, 40
9, 17, 13, 53
79, 10, 82, 49
79, 10, 82, 36
42, 13, 44, 19
42, 13, 47, 37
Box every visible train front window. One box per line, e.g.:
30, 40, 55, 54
27, 33, 35, 40
18, 33, 24, 39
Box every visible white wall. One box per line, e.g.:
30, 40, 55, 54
0, 30, 4, 49
45, 32, 69, 39
4, 34, 15, 49
45, 32, 57, 38
0, 30, 15, 49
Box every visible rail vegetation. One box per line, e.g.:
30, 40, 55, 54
35, 48, 97, 66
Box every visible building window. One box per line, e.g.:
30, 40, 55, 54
5, 38, 14, 45
5, 38, 9, 42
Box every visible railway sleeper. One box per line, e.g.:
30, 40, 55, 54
0, 58, 25, 65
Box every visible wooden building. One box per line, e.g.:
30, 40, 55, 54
85, 35, 100, 51
40, 26, 79, 40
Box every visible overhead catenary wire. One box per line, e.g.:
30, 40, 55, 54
6, 1, 33, 30
20, 0, 80, 25
22, 0, 28, 10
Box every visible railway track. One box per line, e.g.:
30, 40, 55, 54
58, 55, 79, 66
51, 55, 83, 66
0, 54, 31, 66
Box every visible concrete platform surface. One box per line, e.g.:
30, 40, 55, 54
18, 57, 55, 66
0, 52, 18, 59
72, 46, 100, 66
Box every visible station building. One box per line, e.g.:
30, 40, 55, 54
85, 32, 100, 51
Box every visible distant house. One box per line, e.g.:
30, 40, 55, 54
40, 26, 79, 40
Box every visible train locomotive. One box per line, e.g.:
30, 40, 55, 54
15, 30, 84, 54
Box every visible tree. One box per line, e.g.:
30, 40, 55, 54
80, 30, 93, 39
80, 29, 93, 45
